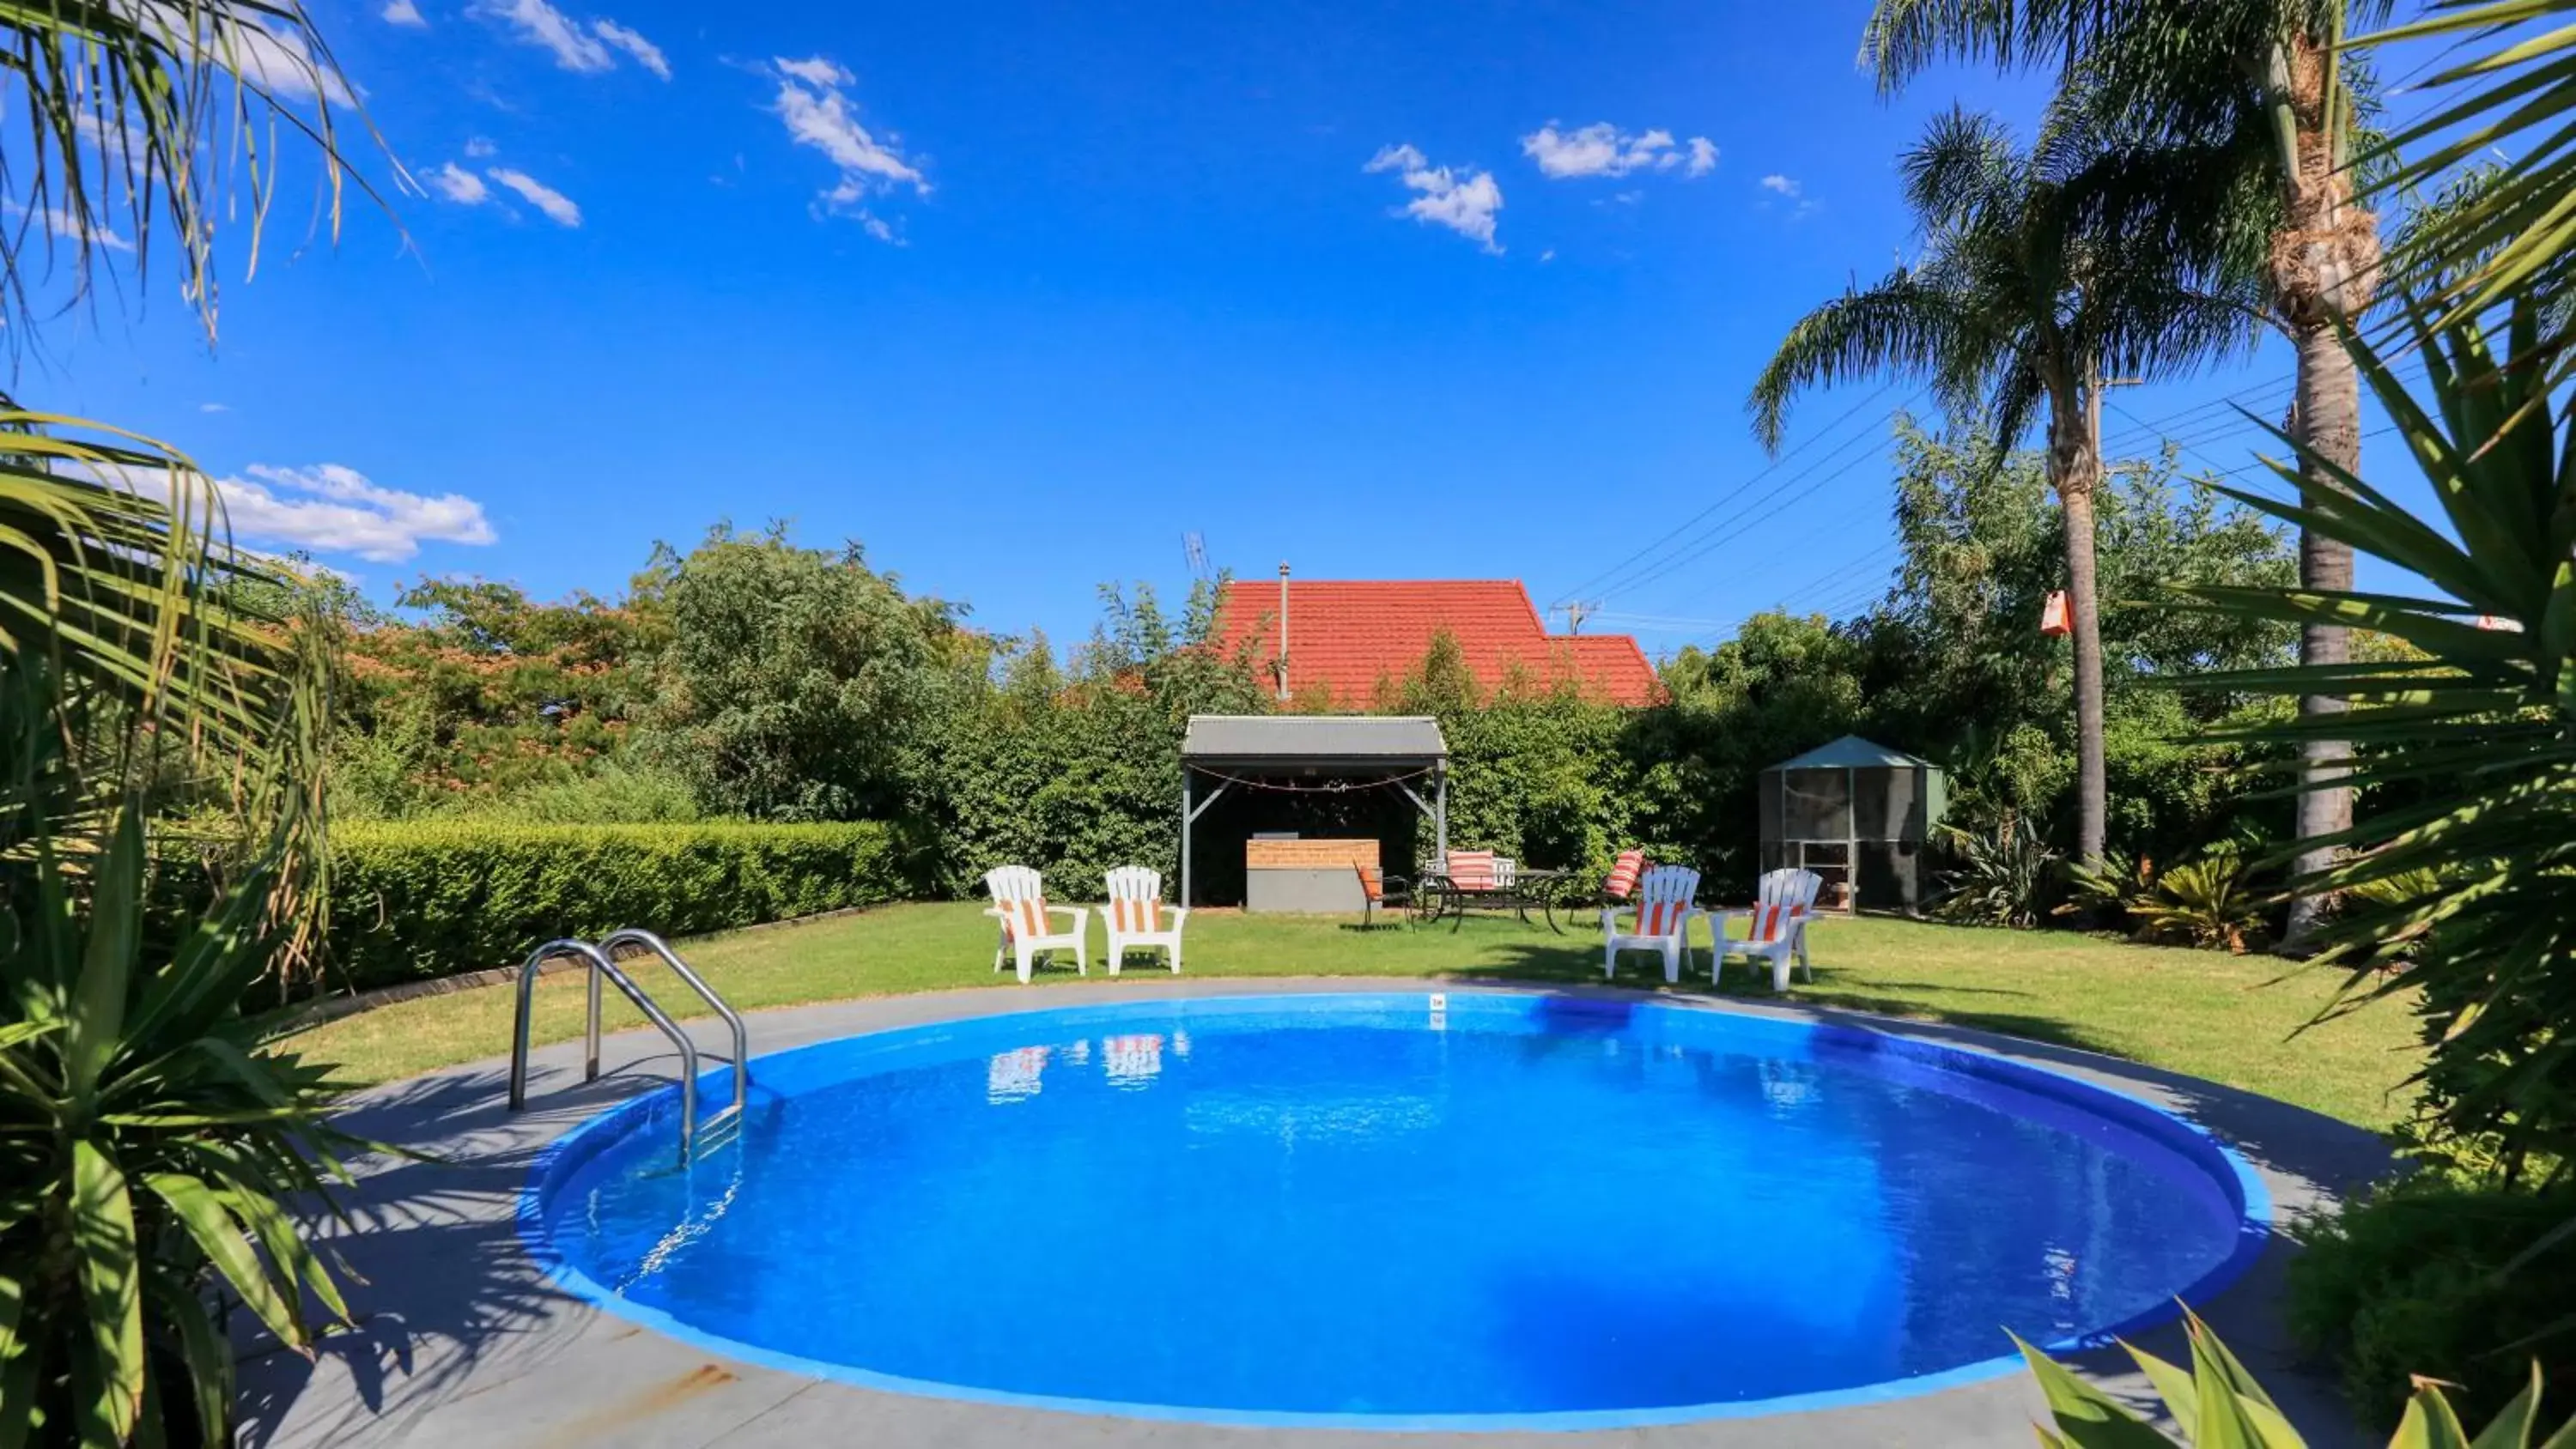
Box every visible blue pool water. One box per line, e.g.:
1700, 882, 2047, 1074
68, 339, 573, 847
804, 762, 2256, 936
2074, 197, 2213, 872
526, 993, 2264, 1428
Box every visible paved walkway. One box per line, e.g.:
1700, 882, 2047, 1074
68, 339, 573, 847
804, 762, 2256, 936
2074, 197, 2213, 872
238, 978, 2391, 1448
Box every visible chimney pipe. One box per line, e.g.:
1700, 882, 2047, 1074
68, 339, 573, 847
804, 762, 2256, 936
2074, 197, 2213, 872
1274, 562, 1291, 701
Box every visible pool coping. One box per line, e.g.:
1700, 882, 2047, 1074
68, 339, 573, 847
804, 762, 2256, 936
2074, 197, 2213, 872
238, 976, 2393, 1449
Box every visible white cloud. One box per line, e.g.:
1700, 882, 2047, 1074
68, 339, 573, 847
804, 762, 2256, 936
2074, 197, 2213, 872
464, 136, 497, 157
1364, 143, 1503, 252
775, 55, 848, 88
482, 0, 609, 70
178, 9, 355, 105
8, 202, 134, 252
1686, 136, 1717, 176
591, 18, 668, 78
487, 167, 581, 226
131, 463, 495, 562
1760, 173, 1801, 197
1521, 122, 1680, 179
198, 402, 229, 414
381, 0, 426, 26
767, 56, 927, 224
426, 161, 490, 204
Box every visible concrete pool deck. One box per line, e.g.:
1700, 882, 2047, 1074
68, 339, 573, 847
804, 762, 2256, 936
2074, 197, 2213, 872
239, 977, 2391, 1448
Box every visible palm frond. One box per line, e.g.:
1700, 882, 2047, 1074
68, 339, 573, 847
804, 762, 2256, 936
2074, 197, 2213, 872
2353, 0, 2576, 339
1747, 270, 1977, 451
0, 0, 396, 354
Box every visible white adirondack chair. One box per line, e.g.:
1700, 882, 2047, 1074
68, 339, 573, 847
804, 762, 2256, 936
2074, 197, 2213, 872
1602, 864, 1702, 984
985, 865, 1088, 984
1103, 865, 1186, 975
1711, 868, 1824, 992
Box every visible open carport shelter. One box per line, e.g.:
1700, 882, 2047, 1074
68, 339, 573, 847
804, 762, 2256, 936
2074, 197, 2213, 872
1180, 715, 1449, 909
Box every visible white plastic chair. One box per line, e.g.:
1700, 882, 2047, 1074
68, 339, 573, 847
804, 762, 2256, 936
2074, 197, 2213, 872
1711, 868, 1824, 992
1103, 865, 1186, 975
1602, 864, 1701, 984
985, 865, 1089, 984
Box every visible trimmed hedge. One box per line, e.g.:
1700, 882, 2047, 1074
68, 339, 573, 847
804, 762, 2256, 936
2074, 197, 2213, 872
323, 822, 915, 992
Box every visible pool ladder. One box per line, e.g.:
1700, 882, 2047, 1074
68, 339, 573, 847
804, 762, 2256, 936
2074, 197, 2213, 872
506, 929, 750, 1161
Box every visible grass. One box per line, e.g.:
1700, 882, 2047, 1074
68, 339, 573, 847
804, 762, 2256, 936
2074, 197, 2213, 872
293, 902, 2425, 1131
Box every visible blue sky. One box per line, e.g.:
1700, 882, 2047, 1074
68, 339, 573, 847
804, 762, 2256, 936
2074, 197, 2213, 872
39, 0, 2412, 654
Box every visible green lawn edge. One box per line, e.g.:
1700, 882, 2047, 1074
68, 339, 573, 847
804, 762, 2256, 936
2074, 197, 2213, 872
293, 901, 2422, 1132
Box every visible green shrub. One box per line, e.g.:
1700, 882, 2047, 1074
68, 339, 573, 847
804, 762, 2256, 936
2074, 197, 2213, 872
2127, 840, 2270, 951
2287, 1175, 2576, 1429
322, 821, 918, 991
2021, 1306, 2573, 1447
1934, 815, 2060, 927
453, 760, 707, 824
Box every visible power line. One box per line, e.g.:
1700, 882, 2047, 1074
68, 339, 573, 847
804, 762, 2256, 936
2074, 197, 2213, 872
1773, 543, 1902, 609
1599, 429, 1919, 605
1582, 390, 1927, 605
1550, 381, 1905, 607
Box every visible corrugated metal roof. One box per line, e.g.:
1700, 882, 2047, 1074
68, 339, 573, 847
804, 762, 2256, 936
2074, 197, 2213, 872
1183, 714, 1447, 766
1765, 735, 1932, 772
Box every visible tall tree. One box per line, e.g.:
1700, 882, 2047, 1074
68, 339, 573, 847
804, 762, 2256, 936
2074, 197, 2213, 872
1748, 108, 2251, 864
1859, 0, 2386, 938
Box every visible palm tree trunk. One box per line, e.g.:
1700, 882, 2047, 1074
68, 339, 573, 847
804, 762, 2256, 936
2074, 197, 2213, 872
2287, 320, 2359, 941
2270, 31, 2379, 946
2050, 387, 2108, 866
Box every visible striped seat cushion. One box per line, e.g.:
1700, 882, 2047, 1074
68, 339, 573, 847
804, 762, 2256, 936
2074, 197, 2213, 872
1632, 898, 1689, 937
1355, 864, 1383, 903
1747, 903, 1805, 944
1446, 850, 1498, 890
1110, 895, 1160, 933
999, 896, 1051, 937
1603, 849, 1648, 900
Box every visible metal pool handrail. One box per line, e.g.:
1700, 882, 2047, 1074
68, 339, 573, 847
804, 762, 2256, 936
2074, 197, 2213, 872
506, 937, 708, 1158
598, 927, 749, 1127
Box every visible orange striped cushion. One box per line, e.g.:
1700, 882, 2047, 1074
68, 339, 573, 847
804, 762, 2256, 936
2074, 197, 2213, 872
1603, 849, 1647, 900
1111, 896, 1159, 933
1749, 903, 1803, 944
1000, 897, 1049, 937
1448, 851, 1497, 890
1355, 865, 1382, 903
1635, 899, 1686, 937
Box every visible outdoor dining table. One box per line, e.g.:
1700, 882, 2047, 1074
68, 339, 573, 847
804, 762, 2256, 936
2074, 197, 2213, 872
1414, 866, 1586, 932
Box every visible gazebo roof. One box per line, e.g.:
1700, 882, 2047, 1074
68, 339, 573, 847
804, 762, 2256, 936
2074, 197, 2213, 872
1765, 734, 1931, 773
1182, 714, 1447, 772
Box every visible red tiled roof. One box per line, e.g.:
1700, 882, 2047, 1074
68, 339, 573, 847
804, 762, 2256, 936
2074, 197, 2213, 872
1212, 579, 1662, 707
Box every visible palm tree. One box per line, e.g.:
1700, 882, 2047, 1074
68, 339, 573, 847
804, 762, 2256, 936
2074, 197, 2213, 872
1858, 0, 2386, 942
0, 0, 378, 937
1749, 108, 2253, 866
0, 6, 382, 1442
1, 0, 372, 750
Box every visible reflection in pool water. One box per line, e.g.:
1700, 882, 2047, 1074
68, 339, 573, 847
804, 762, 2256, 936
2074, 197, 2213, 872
529, 993, 2261, 1427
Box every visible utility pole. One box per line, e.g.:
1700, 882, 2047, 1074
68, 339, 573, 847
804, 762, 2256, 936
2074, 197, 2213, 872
1274, 561, 1291, 702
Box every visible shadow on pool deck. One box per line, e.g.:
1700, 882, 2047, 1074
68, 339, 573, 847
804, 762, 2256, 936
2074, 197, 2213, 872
234, 1064, 677, 1449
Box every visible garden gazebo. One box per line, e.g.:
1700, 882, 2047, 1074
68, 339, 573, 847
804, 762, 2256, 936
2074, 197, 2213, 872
1758, 735, 1945, 913
1180, 715, 1449, 908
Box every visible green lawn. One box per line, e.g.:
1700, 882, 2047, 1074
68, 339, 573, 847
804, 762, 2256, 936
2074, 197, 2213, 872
295, 901, 2423, 1131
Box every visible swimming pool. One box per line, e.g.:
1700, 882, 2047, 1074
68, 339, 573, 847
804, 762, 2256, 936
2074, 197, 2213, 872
522, 991, 2268, 1430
